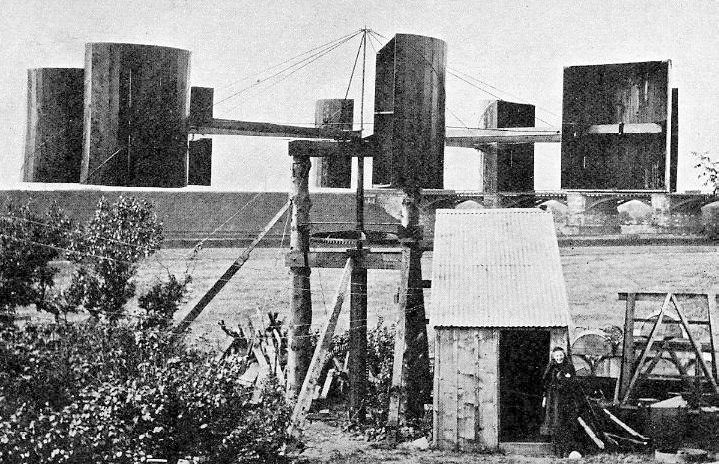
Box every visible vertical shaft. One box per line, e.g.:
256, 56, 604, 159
287, 156, 313, 398
349, 28, 368, 420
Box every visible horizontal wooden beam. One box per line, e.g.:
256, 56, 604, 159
288, 140, 376, 158
634, 338, 714, 353
618, 292, 715, 301
189, 118, 360, 140
445, 128, 561, 146
286, 250, 402, 270
446, 123, 663, 147
585, 123, 663, 135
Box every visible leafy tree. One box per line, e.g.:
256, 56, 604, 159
64, 196, 163, 321
137, 272, 192, 330
0, 202, 72, 322
695, 152, 718, 194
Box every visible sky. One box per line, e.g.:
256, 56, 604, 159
1, 0, 718, 192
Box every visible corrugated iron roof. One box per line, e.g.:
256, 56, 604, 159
430, 209, 571, 328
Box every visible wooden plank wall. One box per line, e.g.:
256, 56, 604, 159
434, 327, 499, 451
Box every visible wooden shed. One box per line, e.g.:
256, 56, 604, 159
430, 209, 573, 452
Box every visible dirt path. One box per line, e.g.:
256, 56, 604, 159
295, 420, 651, 464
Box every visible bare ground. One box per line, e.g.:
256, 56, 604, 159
296, 420, 652, 463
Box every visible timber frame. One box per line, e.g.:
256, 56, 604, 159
615, 292, 719, 405
285, 144, 432, 437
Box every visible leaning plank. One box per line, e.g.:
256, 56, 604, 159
387, 247, 411, 441
602, 408, 649, 441
288, 258, 353, 436
707, 293, 719, 381
670, 294, 719, 393
621, 293, 671, 405
604, 433, 649, 447
174, 201, 290, 336
319, 368, 336, 400
577, 416, 605, 449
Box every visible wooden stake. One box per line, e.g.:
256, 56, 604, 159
288, 258, 353, 436
287, 156, 313, 398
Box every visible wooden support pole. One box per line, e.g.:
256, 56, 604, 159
289, 258, 354, 436
387, 187, 431, 436
708, 293, 719, 381
173, 201, 290, 336
349, 251, 367, 419
287, 156, 313, 398
387, 245, 410, 441
349, 33, 369, 422
401, 189, 432, 418
616, 292, 636, 403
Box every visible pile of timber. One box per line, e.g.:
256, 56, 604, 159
219, 313, 349, 406
573, 388, 652, 452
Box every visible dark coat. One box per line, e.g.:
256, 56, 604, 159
542, 360, 579, 455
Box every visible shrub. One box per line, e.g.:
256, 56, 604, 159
137, 272, 192, 330
64, 196, 163, 321
0, 202, 73, 322
0, 323, 294, 464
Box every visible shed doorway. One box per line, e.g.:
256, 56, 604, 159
499, 329, 551, 442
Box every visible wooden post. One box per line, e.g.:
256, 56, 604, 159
349, 250, 367, 419
287, 156, 313, 398
388, 187, 432, 434
616, 292, 636, 403
387, 245, 410, 441
402, 188, 431, 418
349, 31, 369, 421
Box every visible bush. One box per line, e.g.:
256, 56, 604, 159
64, 196, 163, 321
0, 323, 294, 464
0, 202, 73, 322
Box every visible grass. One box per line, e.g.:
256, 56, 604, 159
126, 244, 719, 351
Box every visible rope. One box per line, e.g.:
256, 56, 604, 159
215, 29, 362, 93
190, 191, 264, 254
215, 31, 363, 113
449, 67, 563, 121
